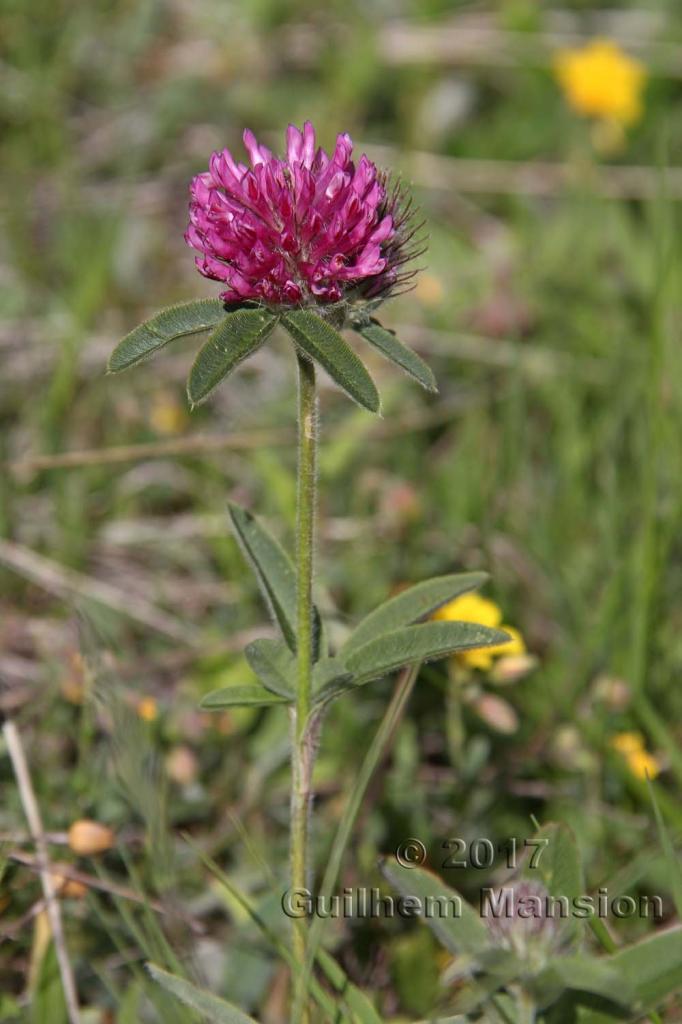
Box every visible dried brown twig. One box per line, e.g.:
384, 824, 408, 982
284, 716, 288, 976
363, 144, 682, 202
0, 539, 200, 645
2, 719, 81, 1023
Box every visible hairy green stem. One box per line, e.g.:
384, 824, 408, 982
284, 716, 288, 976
512, 985, 536, 1024
290, 353, 317, 1023
293, 663, 420, 1022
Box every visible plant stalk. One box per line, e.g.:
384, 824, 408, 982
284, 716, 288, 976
290, 353, 317, 1023
293, 663, 420, 1023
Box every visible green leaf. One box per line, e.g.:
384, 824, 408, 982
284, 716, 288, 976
536, 956, 633, 1008
312, 657, 355, 706
353, 319, 437, 392
531, 822, 585, 949
647, 775, 682, 921
228, 503, 324, 659
187, 308, 277, 406
380, 862, 489, 957
108, 299, 226, 372
343, 572, 488, 655
316, 949, 384, 1024
199, 685, 289, 709
228, 503, 298, 651
33, 943, 68, 1024
245, 638, 295, 698
449, 955, 523, 1014
410, 1017, 467, 1023
609, 926, 682, 1012
345, 621, 510, 686
147, 963, 259, 1024
410, 1018, 467, 1024
282, 309, 380, 413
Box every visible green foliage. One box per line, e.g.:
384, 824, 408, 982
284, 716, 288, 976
352, 318, 438, 393
383, 826, 682, 1021
199, 684, 289, 708
6, 3, 682, 1020
228, 501, 299, 651
381, 862, 489, 957
345, 621, 510, 685
342, 572, 488, 654
31, 944, 68, 1024
245, 638, 296, 698
315, 950, 385, 1024
608, 927, 682, 1013
226, 507, 499, 705
107, 299, 226, 372
391, 928, 441, 1015
147, 964, 259, 1024
187, 309, 278, 406
228, 502, 324, 658
311, 656, 355, 706
648, 776, 682, 920
282, 309, 381, 413
531, 822, 585, 950
532, 955, 633, 1009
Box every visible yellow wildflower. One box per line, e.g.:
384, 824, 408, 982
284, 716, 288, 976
433, 592, 525, 671
610, 731, 644, 756
137, 696, 158, 722
149, 391, 188, 436
628, 749, 660, 781
611, 731, 660, 780
554, 39, 645, 127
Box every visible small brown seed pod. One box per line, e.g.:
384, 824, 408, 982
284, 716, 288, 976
67, 819, 115, 856
50, 868, 88, 899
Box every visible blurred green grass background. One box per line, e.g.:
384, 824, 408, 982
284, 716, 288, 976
2, 0, 682, 1020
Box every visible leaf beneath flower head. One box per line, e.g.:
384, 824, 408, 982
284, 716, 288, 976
345, 621, 510, 686
187, 308, 278, 406
282, 309, 380, 414
353, 318, 437, 393
107, 299, 227, 372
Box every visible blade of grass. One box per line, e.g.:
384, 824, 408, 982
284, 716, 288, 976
647, 776, 682, 920
635, 692, 682, 791
3, 719, 81, 1024
182, 835, 343, 1022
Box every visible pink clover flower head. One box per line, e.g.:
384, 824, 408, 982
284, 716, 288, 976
185, 122, 421, 308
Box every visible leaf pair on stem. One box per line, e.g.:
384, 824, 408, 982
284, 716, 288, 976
199, 503, 508, 715
107, 298, 437, 410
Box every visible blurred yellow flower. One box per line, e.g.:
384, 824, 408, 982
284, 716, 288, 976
628, 749, 660, 781
149, 391, 188, 436
415, 273, 444, 307
137, 696, 158, 722
610, 731, 643, 756
554, 39, 645, 127
432, 592, 526, 671
611, 731, 660, 780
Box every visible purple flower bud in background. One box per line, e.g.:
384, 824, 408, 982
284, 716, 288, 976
186, 122, 421, 307
484, 880, 560, 963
